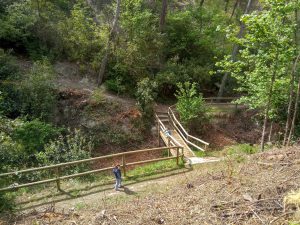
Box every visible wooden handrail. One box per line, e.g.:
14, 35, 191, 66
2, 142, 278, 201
0, 146, 183, 192
167, 105, 209, 151
0, 146, 180, 177
203, 97, 238, 100
188, 134, 209, 146
168, 108, 189, 137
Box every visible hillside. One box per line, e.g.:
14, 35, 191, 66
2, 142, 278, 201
2, 147, 299, 224
1, 0, 300, 224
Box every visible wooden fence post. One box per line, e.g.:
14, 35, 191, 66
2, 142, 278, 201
167, 137, 170, 157
55, 167, 61, 191
157, 120, 160, 147
176, 148, 179, 165
122, 155, 126, 177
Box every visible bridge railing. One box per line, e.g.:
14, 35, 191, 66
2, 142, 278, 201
0, 146, 183, 192
203, 97, 239, 103
168, 106, 209, 151
155, 114, 184, 151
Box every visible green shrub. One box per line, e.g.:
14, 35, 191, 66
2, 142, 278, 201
226, 144, 258, 163
105, 77, 126, 95
175, 82, 210, 132
12, 119, 62, 155
20, 59, 57, 121
35, 129, 93, 174
0, 192, 16, 213
227, 144, 258, 155
0, 130, 24, 172
90, 88, 106, 105
0, 49, 22, 117
135, 78, 157, 131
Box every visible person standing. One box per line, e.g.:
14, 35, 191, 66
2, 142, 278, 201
112, 164, 122, 191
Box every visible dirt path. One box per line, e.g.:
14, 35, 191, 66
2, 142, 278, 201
14, 167, 192, 218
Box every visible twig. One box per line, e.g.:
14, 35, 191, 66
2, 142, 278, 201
269, 211, 294, 224
250, 207, 265, 225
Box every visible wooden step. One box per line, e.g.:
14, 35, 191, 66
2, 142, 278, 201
156, 114, 169, 118
159, 119, 169, 122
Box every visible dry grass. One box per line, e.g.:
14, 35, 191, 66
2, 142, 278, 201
3, 147, 300, 225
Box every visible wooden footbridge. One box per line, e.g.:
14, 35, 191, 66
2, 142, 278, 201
155, 106, 209, 158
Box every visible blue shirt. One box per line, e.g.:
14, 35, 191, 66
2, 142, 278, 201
113, 167, 122, 179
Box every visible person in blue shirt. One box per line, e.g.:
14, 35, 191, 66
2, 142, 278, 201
112, 164, 122, 191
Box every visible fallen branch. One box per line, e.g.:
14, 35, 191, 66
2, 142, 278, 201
269, 211, 295, 224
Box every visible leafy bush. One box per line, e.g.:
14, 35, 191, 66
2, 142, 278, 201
175, 82, 210, 132
35, 129, 93, 174
105, 77, 126, 95
135, 78, 157, 132
0, 0, 37, 44
0, 129, 24, 172
57, 1, 103, 62
20, 59, 57, 121
90, 88, 105, 105
0, 192, 16, 213
12, 119, 62, 155
0, 49, 21, 118
0, 129, 21, 213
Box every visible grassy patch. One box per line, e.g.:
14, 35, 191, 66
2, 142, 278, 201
227, 144, 258, 155
126, 159, 185, 181
192, 150, 207, 157
191, 147, 220, 157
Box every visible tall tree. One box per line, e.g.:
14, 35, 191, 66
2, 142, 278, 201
286, 6, 300, 145
160, 0, 168, 32
287, 65, 300, 145
230, 0, 240, 20
283, 53, 300, 145
216, 0, 297, 151
97, 0, 121, 85
217, 0, 253, 98
200, 0, 205, 7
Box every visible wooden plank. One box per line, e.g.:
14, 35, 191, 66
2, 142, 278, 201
188, 134, 209, 146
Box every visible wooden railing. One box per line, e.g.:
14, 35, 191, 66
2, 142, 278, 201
203, 97, 240, 109
203, 97, 238, 103
0, 146, 183, 192
155, 114, 183, 148
168, 106, 209, 151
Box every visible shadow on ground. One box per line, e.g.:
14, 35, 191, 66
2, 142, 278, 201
17, 167, 193, 211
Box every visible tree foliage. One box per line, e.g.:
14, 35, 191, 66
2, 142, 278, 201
216, 0, 299, 149
175, 82, 210, 132
21, 59, 57, 121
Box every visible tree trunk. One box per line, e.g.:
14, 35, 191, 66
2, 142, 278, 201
224, 0, 229, 12
230, 0, 239, 20
260, 68, 277, 151
217, 0, 253, 98
36, 0, 41, 19
268, 121, 273, 143
160, 0, 168, 32
287, 75, 300, 145
285, 9, 300, 145
283, 53, 300, 145
200, 0, 205, 7
97, 0, 121, 86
